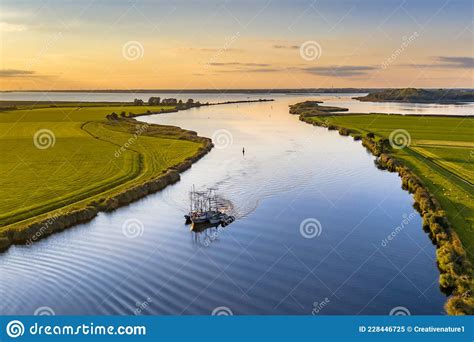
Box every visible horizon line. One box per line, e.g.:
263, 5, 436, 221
2, 87, 473, 93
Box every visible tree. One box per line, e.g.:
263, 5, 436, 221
162, 98, 177, 105
148, 97, 161, 105
108, 112, 119, 120
134, 98, 144, 106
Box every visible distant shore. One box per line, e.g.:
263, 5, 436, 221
355, 88, 474, 104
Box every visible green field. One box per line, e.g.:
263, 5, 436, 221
0, 103, 205, 234
306, 114, 473, 262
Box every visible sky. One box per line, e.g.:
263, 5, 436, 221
0, 0, 473, 90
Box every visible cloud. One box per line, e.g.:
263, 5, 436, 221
181, 47, 242, 54
208, 62, 376, 76
0, 69, 35, 77
301, 65, 376, 77
272, 44, 299, 49
436, 56, 474, 69
209, 62, 271, 67
398, 56, 474, 70
216, 68, 280, 73
0, 22, 27, 32
208, 62, 278, 73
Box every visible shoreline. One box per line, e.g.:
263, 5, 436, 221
0, 99, 274, 112
354, 98, 472, 105
126, 99, 274, 118
292, 105, 473, 315
354, 88, 474, 105
0, 116, 213, 253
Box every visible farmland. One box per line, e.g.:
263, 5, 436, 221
302, 113, 473, 255
0, 102, 211, 248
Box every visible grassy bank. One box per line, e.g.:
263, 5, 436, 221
290, 101, 473, 315
0, 102, 212, 251
354, 88, 474, 104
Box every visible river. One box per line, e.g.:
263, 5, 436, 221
1, 92, 471, 315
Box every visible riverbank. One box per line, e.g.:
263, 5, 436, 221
0, 103, 213, 253
289, 101, 473, 315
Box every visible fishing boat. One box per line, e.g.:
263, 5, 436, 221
184, 187, 235, 228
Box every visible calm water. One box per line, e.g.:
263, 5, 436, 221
1, 93, 471, 315
1, 91, 473, 116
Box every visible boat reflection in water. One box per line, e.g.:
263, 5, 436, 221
190, 220, 221, 233
190, 221, 228, 247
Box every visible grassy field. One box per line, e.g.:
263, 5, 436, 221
0, 104, 176, 122
0, 103, 205, 233
306, 114, 473, 262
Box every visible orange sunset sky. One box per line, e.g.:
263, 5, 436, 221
1, 0, 473, 90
